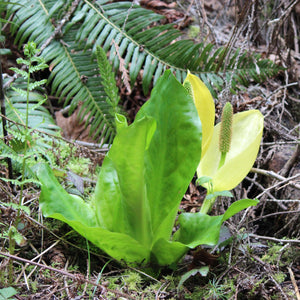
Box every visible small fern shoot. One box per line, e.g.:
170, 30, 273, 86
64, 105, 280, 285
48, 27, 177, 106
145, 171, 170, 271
96, 45, 121, 115
0, 41, 58, 183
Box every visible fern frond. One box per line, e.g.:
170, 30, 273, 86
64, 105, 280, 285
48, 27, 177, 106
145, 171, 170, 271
71, 0, 281, 96
28, 80, 48, 91
3, 0, 121, 145
96, 45, 120, 110
2, 0, 282, 144
9, 68, 28, 78
44, 36, 118, 144
3, 80, 60, 135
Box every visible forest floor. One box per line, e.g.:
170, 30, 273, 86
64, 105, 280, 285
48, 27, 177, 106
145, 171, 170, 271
0, 0, 300, 299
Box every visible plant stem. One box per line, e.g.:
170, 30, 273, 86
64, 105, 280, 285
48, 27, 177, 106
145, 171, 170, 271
86, 239, 91, 281
8, 227, 16, 285
218, 152, 226, 169
16, 60, 31, 223
200, 195, 217, 214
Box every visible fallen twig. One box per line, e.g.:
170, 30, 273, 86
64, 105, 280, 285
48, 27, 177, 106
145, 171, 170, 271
249, 209, 300, 223
249, 233, 300, 244
287, 267, 300, 300
254, 173, 300, 199
251, 167, 300, 190
280, 144, 300, 177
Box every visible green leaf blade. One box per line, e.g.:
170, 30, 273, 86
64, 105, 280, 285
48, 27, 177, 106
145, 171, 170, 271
222, 198, 259, 222
175, 213, 223, 248
136, 70, 202, 243
94, 116, 156, 247
37, 163, 97, 227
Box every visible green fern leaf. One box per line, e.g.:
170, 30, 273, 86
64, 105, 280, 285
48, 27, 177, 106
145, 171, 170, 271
3, 0, 124, 145
2, 0, 283, 144
96, 45, 120, 111
9, 68, 28, 78
70, 0, 281, 96
28, 80, 48, 91
3, 80, 60, 135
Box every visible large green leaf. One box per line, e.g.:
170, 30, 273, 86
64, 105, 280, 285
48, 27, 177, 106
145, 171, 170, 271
94, 116, 156, 247
37, 162, 149, 263
38, 163, 97, 226
173, 199, 259, 249
174, 213, 224, 248
151, 238, 188, 266
135, 70, 202, 243
94, 70, 202, 256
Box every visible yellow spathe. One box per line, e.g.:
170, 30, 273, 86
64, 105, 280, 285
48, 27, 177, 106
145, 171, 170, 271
183, 72, 215, 157
197, 110, 264, 192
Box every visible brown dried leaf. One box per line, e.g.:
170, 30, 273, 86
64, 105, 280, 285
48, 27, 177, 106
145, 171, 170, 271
112, 39, 131, 94
140, 0, 192, 26
140, 0, 177, 10
55, 103, 95, 143
189, 248, 219, 270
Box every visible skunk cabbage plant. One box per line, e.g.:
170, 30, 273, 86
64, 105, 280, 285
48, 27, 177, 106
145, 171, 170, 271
37, 71, 259, 266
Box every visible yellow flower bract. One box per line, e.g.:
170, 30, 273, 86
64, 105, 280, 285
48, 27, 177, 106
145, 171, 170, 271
197, 110, 263, 192
183, 72, 215, 158
184, 73, 264, 192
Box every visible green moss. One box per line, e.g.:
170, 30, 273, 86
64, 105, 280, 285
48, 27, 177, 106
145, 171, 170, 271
67, 156, 91, 176
163, 275, 180, 291
261, 243, 295, 266
30, 280, 38, 293
188, 25, 200, 39
248, 277, 265, 297
122, 271, 142, 291
184, 279, 232, 300
144, 282, 162, 296
282, 287, 297, 299
273, 272, 286, 284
